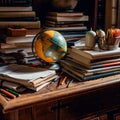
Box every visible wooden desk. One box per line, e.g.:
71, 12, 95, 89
0, 74, 120, 120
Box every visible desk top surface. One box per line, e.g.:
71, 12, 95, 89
0, 74, 120, 112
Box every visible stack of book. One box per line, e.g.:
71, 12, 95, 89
0, 0, 41, 29
0, 35, 34, 53
44, 12, 89, 41
60, 45, 120, 81
0, 64, 58, 92
0, 0, 41, 58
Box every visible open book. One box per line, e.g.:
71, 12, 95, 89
0, 64, 56, 89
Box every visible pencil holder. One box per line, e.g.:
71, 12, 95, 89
97, 28, 120, 50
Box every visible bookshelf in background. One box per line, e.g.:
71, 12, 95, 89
32, 0, 119, 31
117, 0, 120, 28
41, 0, 90, 41
105, 0, 120, 31
75, 0, 98, 31
97, 0, 105, 30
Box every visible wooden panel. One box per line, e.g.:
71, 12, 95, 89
59, 92, 101, 120
19, 108, 33, 120
33, 100, 58, 120
59, 84, 120, 120
3, 108, 33, 120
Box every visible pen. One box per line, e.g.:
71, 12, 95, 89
56, 77, 61, 88
66, 79, 73, 88
56, 71, 63, 88
0, 88, 16, 99
50, 76, 60, 84
4, 88, 21, 97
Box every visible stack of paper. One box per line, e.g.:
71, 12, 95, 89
0, 64, 57, 91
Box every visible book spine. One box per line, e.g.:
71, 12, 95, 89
0, 21, 41, 29
0, 17, 39, 21
111, 0, 118, 27
117, 0, 120, 27
92, 61, 120, 69
84, 70, 120, 80
47, 12, 84, 17
0, 0, 32, 6
86, 67, 120, 76
0, 11, 36, 18
46, 15, 89, 22
0, 6, 33, 12
97, 0, 105, 29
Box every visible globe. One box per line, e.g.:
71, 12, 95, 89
32, 30, 67, 63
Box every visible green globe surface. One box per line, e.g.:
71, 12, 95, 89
33, 30, 67, 63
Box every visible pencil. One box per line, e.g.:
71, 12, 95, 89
5, 88, 21, 97
61, 76, 67, 85
0, 88, 16, 99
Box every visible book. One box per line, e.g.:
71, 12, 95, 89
0, 64, 57, 88
97, 0, 105, 29
0, 6, 33, 11
0, 11, 36, 18
46, 15, 89, 22
68, 49, 120, 68
0, 55, 17, 65
0, 17, 39, 21
0, 42, 32, 49
60, 31, 87, 38
45, 26, 87, 31
45, 22, 84, 27
71, 46, 120, 60
45, 20, 85, 25
60, 59, 120, 74
0, 21, 41, 29
3, 35, 36, 44
0, 34, 36, 54
0, 80, 26, 93
67, 39, 84, 47
117, 0, 120, 27
0, 47, 32, 54
61, 60, 120, 81
47, 12, 84, 17
7, 28, 27, 37
0, 0, 32, 6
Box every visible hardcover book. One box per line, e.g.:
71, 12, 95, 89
61, 59, 120, 81
0, 0, 32, 6
0, 6, 33, 11
45, 26, 87, 31
0, 11, 36, 18
0, 17, 39, 21
3, 35, 36, 44
68, 49, 120, 68
71, 46, 120, 60
0, 20, 41, 29
46, 15, 89, 22
47, 12, 84, 17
